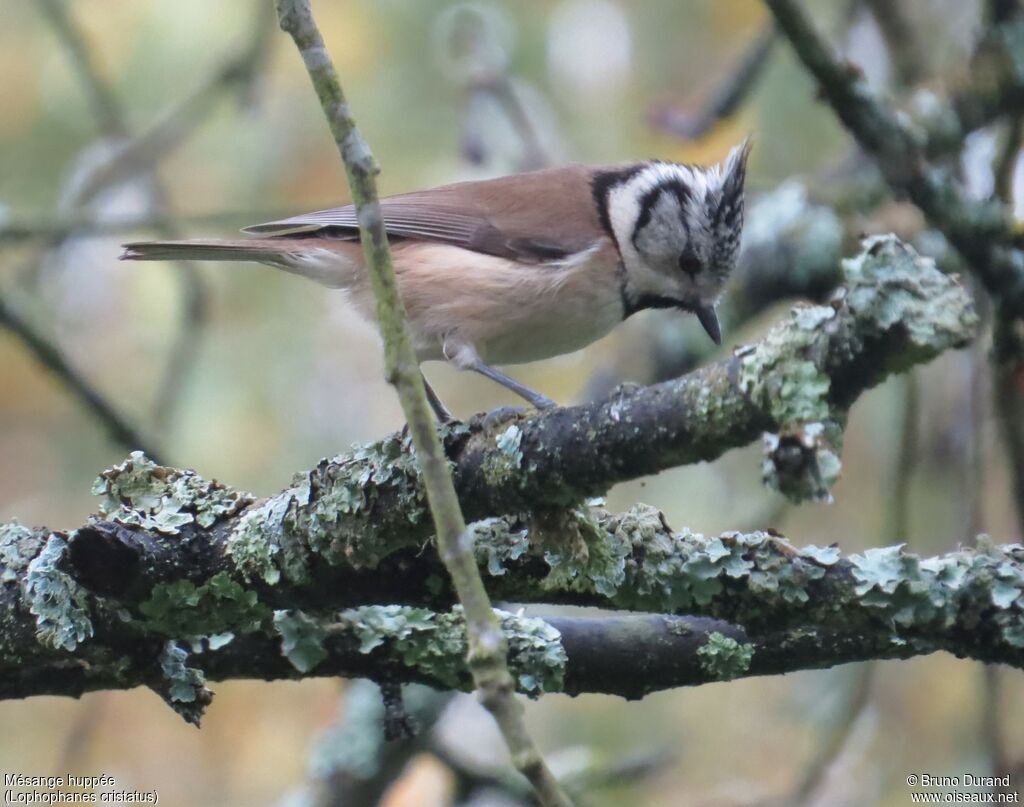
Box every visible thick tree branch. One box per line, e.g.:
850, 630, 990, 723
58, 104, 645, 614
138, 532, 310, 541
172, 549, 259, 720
1, 511, 1021, 706
0, 236, 985, 722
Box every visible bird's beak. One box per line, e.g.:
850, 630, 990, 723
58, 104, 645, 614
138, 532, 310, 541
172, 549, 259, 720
695, 305, 722, 345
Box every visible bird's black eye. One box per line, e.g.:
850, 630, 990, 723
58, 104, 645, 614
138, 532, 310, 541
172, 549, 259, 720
678, 250, 701, 278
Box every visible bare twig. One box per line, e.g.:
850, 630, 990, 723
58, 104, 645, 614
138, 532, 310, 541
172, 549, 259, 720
764, 0, 1024, 315
861, 0, 924, 88
0, 295, 164, 462
651, 23, 777, 140
0, 209, 294, 245
36, 1, 274, 432
272, 2, 573, 805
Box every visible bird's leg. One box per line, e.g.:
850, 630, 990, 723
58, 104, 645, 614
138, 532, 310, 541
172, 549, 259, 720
421, 372, 455, 422
468, 359, 557, 410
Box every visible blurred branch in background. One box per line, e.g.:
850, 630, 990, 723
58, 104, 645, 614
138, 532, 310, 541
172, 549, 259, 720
651, 22, 777, 142
764, 0, 1024, 315
273, 1, 572, 804
285, 681, 451, 807
27, 0, 275, 436
0, 209, 293, 245
437, 4, 554, 171
0, 293, 163, 462
859, 0, 925, 88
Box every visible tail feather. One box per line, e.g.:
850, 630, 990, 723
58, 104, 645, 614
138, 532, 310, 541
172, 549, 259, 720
120, 238, 294, 264
120, 238, 359, 288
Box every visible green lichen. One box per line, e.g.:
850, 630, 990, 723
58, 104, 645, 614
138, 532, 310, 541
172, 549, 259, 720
137, 572, 270, 638
0, 520, 43, 582
472, 518, 529, 576
25, 534, 93, 651
341, 605, 567, 695
737, 236, 975, 503
850, 542, 1024, 645
482, 424, 525, 486
227, 494, 304, 586
602, 504, 835, 614
540, 507, 628, 598
93, 452, 253, 534
227, 431, 432, 584
697, 632, 754, 680
159, 641, 205, 703
274, 610, 330, 673
842, 236, 978, 369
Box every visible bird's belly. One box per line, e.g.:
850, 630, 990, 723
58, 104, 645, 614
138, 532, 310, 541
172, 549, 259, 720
388, 241, 625, 366
475, 300, 623, 365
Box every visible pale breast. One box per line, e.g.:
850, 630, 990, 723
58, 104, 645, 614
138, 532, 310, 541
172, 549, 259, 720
376, 240, 626, 366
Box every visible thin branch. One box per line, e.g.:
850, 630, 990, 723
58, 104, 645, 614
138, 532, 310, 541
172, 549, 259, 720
0, 209, 294, 245
272, 2, 572, 805
861, 0, 924, 88
0, 295, 164, 462
764, 0, 1024, 314
651, 23, 777, 141
35, 0, 274, 433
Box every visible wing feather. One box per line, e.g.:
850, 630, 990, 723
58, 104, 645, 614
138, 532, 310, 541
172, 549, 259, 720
243, 164, 609, 263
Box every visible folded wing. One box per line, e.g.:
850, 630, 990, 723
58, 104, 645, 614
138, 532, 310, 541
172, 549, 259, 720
243, 164, 607, 264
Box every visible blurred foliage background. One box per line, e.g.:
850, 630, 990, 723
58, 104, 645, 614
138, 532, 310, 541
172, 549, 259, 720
0, 0, 1022, 805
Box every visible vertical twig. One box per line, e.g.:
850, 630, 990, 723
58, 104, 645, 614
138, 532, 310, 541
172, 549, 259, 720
272, 3, 573, 805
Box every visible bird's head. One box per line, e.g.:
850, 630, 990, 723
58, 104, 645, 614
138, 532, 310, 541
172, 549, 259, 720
602, 141, 751, 344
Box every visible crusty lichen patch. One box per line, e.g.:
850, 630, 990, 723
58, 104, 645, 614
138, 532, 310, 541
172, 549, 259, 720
158, 641, 212, 725
227, 430, 437, 585
482, 424, 525, 486
274, 605, 568, 695
736, 235, 976, 502
0, 520, 44, 583
697, 631, 754, 680
849, 540, 1024, 648
137, 572, 271, 638
93, 452, 253, 534
25, 534, 93, 652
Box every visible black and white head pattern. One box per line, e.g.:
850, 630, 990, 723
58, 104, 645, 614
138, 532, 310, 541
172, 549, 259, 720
600, 141, 750, 312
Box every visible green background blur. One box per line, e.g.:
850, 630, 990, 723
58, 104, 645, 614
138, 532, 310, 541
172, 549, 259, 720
0, 1, 1021, 805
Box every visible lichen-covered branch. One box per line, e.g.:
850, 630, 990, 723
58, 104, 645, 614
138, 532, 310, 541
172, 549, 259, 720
2, 511, 1022, 709
0, 235, 986, 721
272, 2, 571, 804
